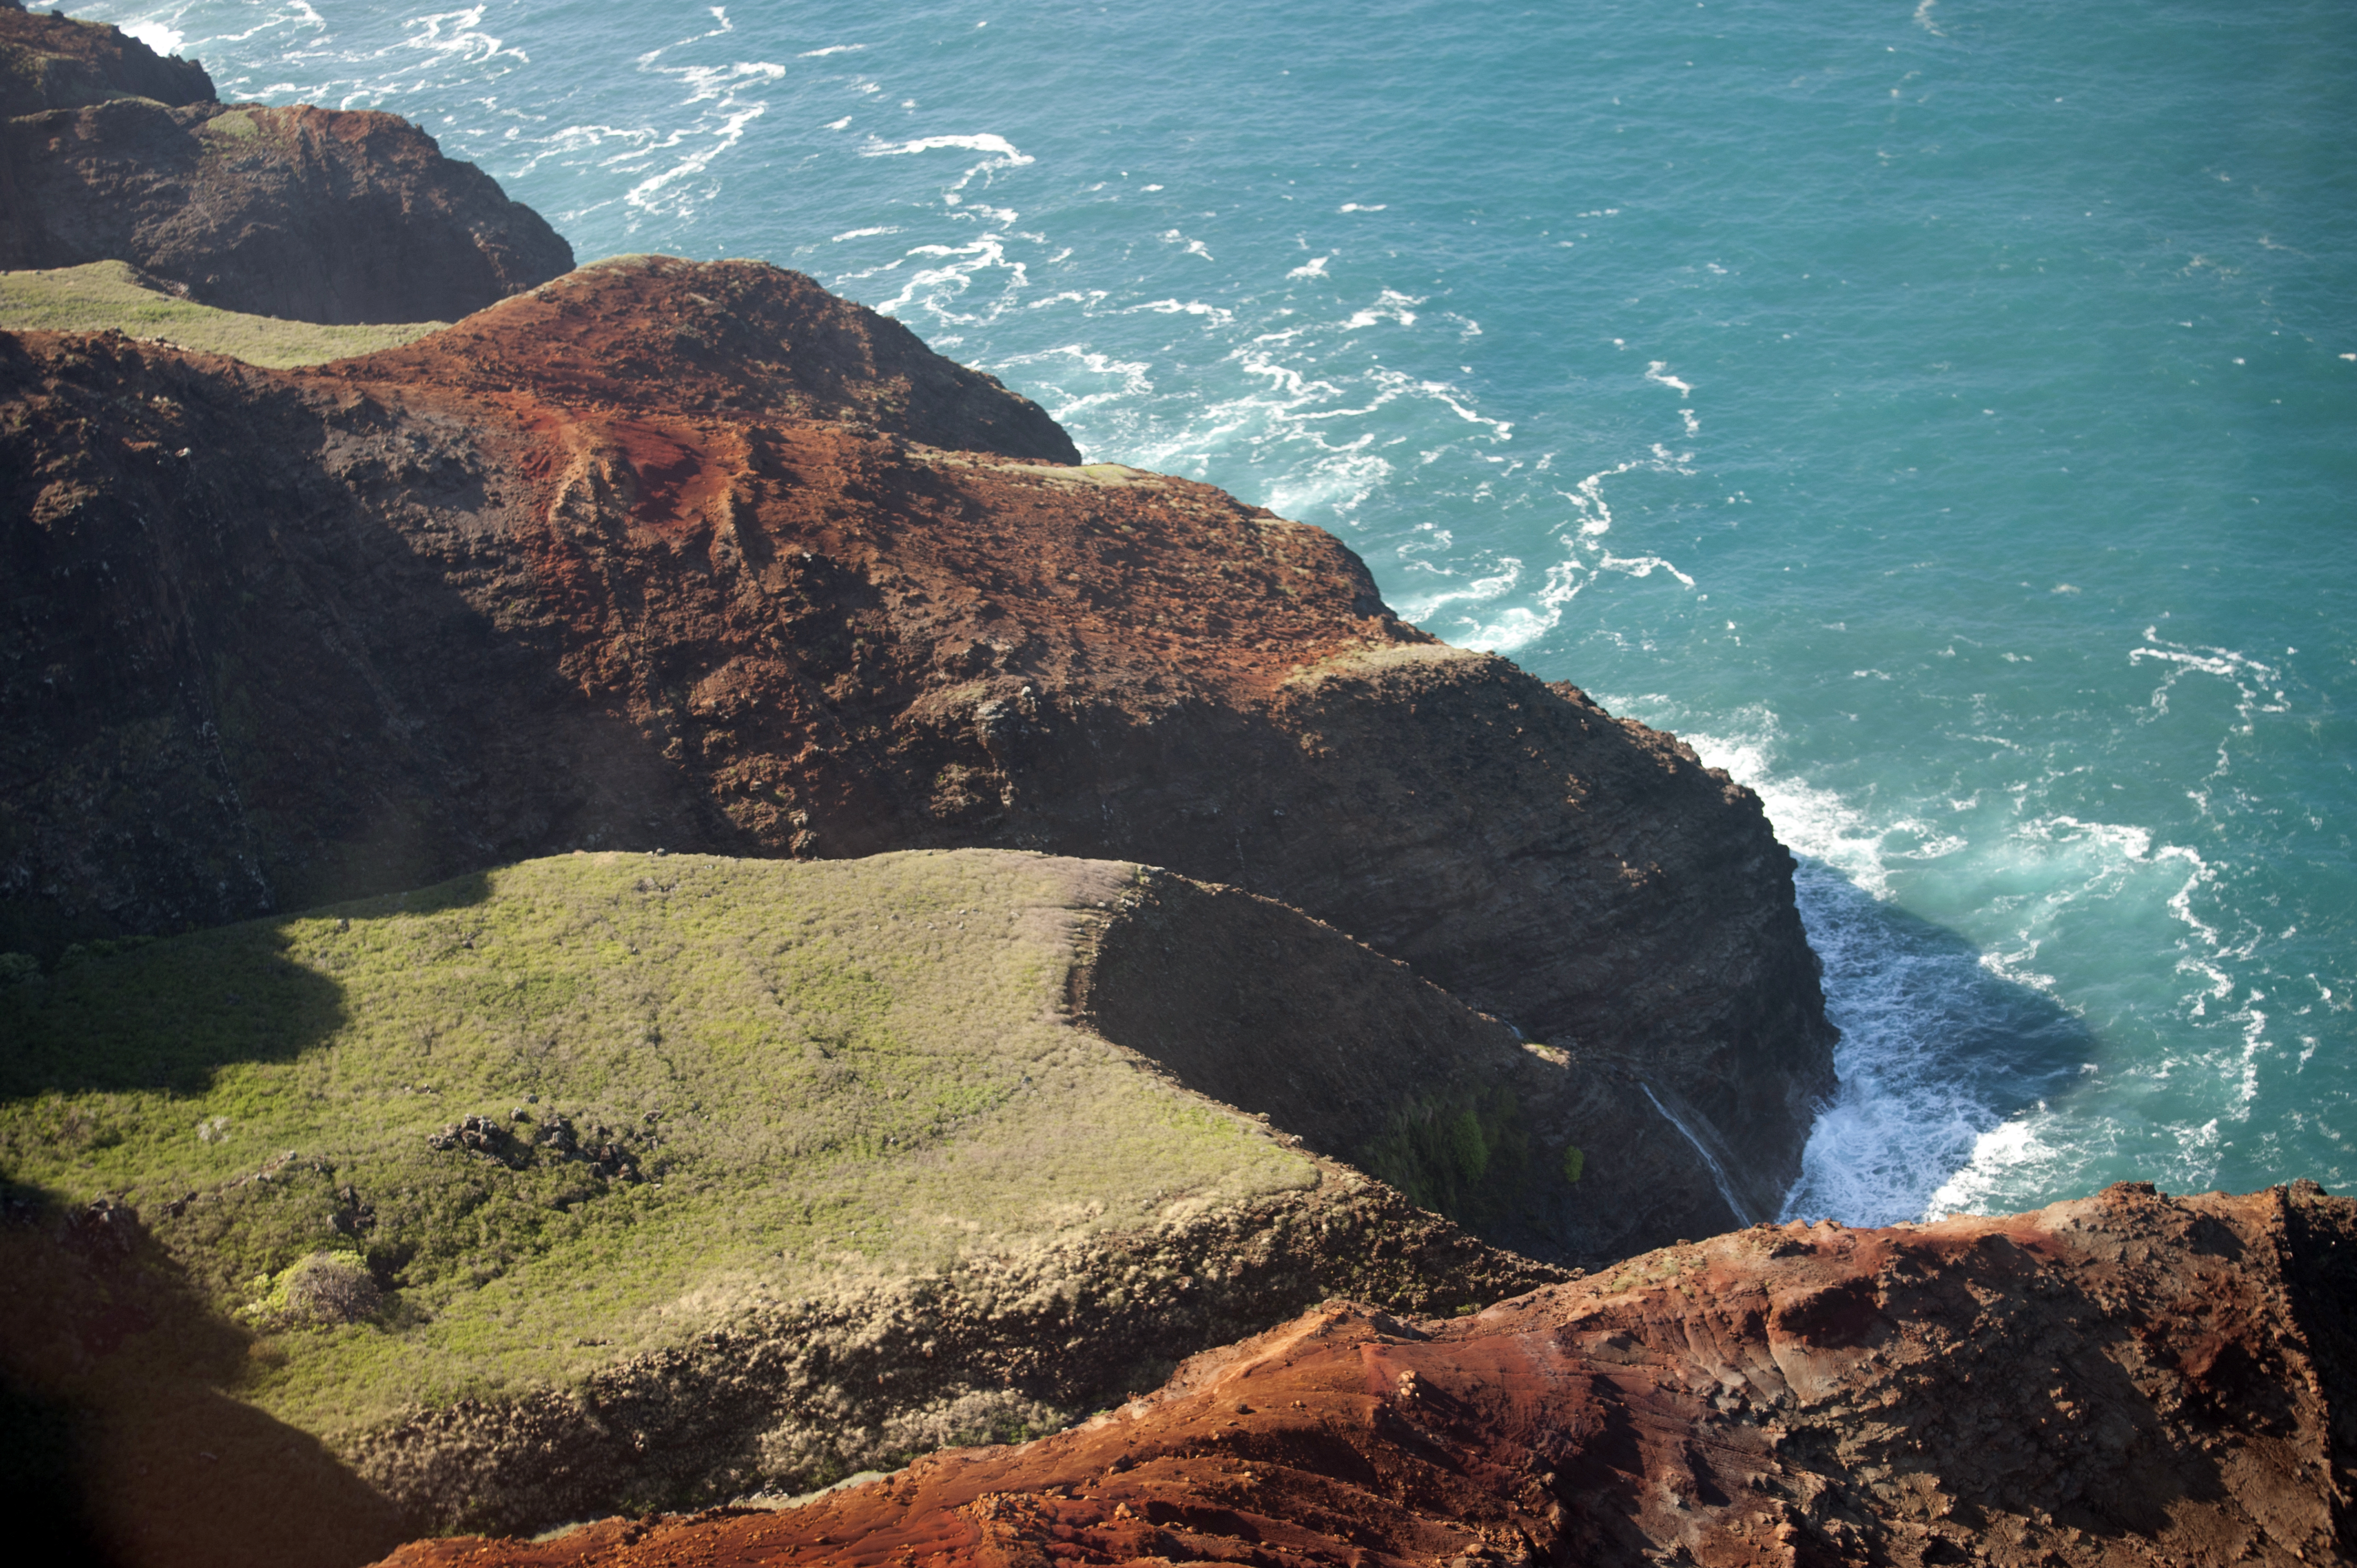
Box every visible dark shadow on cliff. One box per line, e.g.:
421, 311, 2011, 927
0, 873, 489, 1101
1779, 854, 2104, 1221
1078, 869, 1749, 1267
0, 1185, 408, 1568
0, 327, 743, 966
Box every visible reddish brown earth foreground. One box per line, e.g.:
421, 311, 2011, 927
376, 1182, 2355, 1568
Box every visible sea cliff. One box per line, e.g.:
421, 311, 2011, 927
0, 253, 1832, 1253
0, 3, 569, 322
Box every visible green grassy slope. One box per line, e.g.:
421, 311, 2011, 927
0, 850, 1308, 1438
0, 260, 444, 365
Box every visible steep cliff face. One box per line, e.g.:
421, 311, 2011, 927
0, 3, 213, 118
0, 255, 1831, 1244
1082, 868, 1810, 1264
376, 1181, 2357, 1568
1, 52, 572, 323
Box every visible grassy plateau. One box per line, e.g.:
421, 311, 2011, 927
0, 260, 444, 365
0, 850, 1309, 1440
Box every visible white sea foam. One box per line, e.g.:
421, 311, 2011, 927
1926, 1118, 2061, 1216
1663, 719, 2012, 1221
406, 6, 528, 69
988, 345, 1154, 428
862, 132, 1033, 165
1287, 255, 1331, 279
122, 19, 185, 55
867, 235, 1031, 324
1127, 299, 1236, 328
1676, 689, 2292, 1226
1644, 360, 1693, 397
1343, 289, 1422, 329
624, 96, 769, 215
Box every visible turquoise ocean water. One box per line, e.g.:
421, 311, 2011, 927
82, 0, 2356, 1223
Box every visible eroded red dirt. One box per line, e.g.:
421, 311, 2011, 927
376, 1183, 2356, 1568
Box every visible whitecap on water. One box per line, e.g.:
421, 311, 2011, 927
121, 19, 185, 56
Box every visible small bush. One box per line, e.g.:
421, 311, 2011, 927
282, 1252, 383, 1325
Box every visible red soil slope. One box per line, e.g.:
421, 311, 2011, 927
375, 1181, 2356, 1568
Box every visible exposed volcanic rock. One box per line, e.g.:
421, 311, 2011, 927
377, 1181, 2357, 1568
0, 255, 1830, 1247
0, 10, 571, 323
0, 1, 213, 117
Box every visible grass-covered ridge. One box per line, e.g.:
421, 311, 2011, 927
0, 260, 444, 365
0, 850, 1309, 1436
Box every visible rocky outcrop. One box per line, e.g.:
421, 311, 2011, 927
375, 1180, 2357, 1568
0, 100, 574, 323
0, 8, 571, 322
0, 2, 212, 117
0, 255, 1831, 1247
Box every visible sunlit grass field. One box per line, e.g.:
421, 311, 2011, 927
0, 850, 1307, 1434
0, 260, 443, 365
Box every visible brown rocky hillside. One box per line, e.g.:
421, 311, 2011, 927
0, 1, 212, 117
1, 254, 1830, 1250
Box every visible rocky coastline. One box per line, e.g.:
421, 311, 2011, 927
1, 12, 2346, 1567
1, 250, 1832, 1252
0, 2, 569, 321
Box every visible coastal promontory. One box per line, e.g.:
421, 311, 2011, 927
2, 253, 1833, 1255
0, 2, 571, 322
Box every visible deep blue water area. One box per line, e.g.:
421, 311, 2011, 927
87, 0, 2357, 1221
